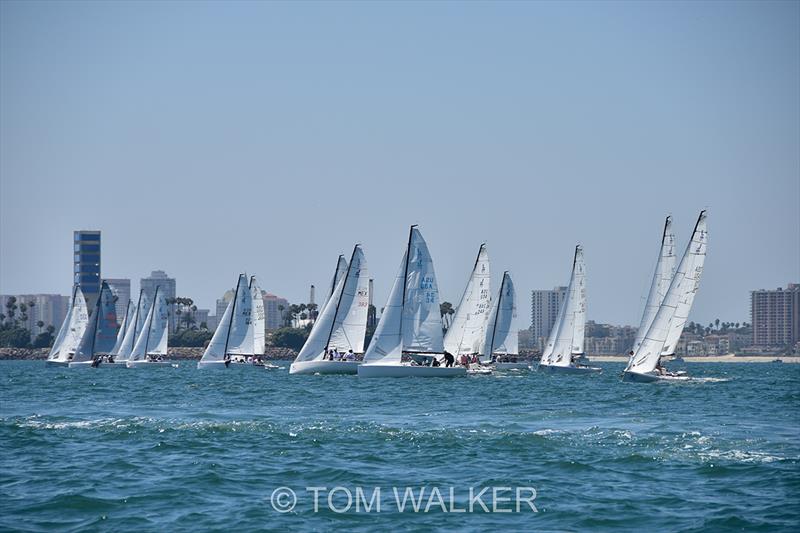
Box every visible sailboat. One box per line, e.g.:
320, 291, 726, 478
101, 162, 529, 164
538, 246, 601, 374
113, 290, 150, 365
358, 226, 466, 378
45, 286, 89, 366
197, 273, 255, 369
109, 300, 134, 358
624, 211, 708, 382
443, 244, 491, 371
290, 244, 370, 375
68, 281, 119, 368
127, 286, 171, 367
487, 272, 525, 370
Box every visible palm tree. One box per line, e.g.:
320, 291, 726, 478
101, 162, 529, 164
440, 302, 455, 332
714, 318, 720, 330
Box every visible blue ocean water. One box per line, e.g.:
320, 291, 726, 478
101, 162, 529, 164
1, 360, 798, 532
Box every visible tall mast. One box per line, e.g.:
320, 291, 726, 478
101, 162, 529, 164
488, 271, 507, 356
142, 286, 158, 355
131, 290, 144, 340
222, 275, 243, 357
325, 245, 359, 351
398, 225, 416, 353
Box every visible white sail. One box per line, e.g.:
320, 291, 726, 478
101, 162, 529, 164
250, 276, 265, 355
482, 272, 518, 360
72, 282, 118, 361
444, 244, 491, 356
116, 291, 150, 361
296, 245, 370, 362
110, 300, 134, 356
541, 246, 584, 367
540, 289, 566, 365
48, 286, 90, 362
200, 290, 235, 363
364, 227, 444, 364
323, 255, 349, 308
631, 216, 677, 354
627, 211, 708, 374
226, 274, 255, 354
130, 288, 168, 360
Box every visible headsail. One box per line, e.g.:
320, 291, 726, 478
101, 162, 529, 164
226, 274, 255, 355
631, 216, 676, 355
116, 290, 150, 361
364, 226, 444, 364
48, 286, 89, 362
130, 287, 169, 360
541, 246, 585, 367
627, 211, 708, 374
110, 300, 134, 356
444, 244, 491, 356
296, 245, 370, 362
482, 272, 518, 361
324, 255, 349, 309
250, 276, 265, 355
200, 284, 236, 363
71, 282, 118, 362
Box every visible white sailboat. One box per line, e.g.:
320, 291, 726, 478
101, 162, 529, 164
46, 286, 89, 366
251, 276, 265, 358
290, 245, 370, 375
538, 246, 601, 374
68, 281, 119, 368
358, 226, 466, 378
114, 290, 151, 364
443, 244, 491, 367
624, 211, 708, 382
109, 300, 134, 357
197, 274, 255, 369
127, 286, 171, 367
487, 272, 525, 370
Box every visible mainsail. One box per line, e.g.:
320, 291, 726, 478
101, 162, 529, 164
71, 282, 118, 362
444, 244, 491, 356
110, 300, 134, 356
116, 290, 150, 361
250, 276, 265, 355
631, 216, 676, 355
541, 246, 585, 367
130, 287, 169, 360
296, 245, 370, 362
226, 274, 255, 355
482, 272, 518, 361
47, 286, 89, 362
364, 226, 444, 364
627, 211, 708, 374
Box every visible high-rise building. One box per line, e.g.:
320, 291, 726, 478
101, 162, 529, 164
751, 284, 800, 348
106, 278, 131, 322
73, 230, 101, 309
140, 270, 177, 330
263, 292, 289, 330
531, 286, 568, 349
0, 294, 70, 335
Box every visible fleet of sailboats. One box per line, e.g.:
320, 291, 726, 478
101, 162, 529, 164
43, 212, 709, 382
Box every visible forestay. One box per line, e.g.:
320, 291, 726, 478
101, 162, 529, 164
627, 211, 708, 374
444, 244, 491, 356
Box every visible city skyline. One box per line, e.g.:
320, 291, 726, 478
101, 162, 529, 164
1, 1, 798, 327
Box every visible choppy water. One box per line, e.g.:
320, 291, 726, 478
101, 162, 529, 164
1, 361, 798, 531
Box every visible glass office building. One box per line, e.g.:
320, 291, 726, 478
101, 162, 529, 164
74, 230, 101, 310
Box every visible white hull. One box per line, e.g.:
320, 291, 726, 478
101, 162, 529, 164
197, 360, 262, 369
495, 362, 529, 370
623, 370, 689, 383
67, 361, 95, 368
358, 364, 466, 378
126, 360, 174, 368
290, 360, 361, 375
96, 361, 128, 368
539, 364, 602, 374
45, 360, 69, 367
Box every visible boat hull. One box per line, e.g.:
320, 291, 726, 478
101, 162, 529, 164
96, 361, 128, 368
67, 361, 95, 368
622, 370, 689, 383
126, 361, 174, 368
197, 360, 260, 369
45, 360, 69, 367
539, 364, 602, 374
358, 364, 466, 378
289, 360, 361, 375
495, 362, 529, 370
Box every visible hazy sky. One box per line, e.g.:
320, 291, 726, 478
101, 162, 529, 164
1, 0, 798, 327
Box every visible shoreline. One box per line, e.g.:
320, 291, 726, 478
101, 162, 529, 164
587, 354, 800, 363
0, 346, 298, 361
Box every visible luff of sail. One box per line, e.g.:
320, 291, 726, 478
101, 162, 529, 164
482, 272, 518, 361
631, 216, 676, 355
444, 244, 491, 356
626, 211, 708, 374
364, 226, 445, 364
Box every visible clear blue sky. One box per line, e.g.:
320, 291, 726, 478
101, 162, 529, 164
1, 0, 798, 326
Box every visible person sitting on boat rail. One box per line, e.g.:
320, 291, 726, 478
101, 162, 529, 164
431, 357, 441, 367
471, 354, 479, 365
443, 350, 455, 368
332, 348, 342, 361
345, 349, 355, 361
